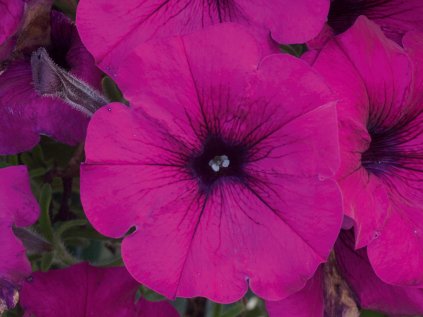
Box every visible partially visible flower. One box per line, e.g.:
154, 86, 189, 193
303, 0, 423, 63
0, 10, 102, 155
80, 24, 342, 303
20, 263, 179, 317
0, 0, 24, 64
328, 0, 423, 44
335, 232, 423, 315
265, 231, 423, 317
313, 17, 423, 287
0, 166, 39, 313
76, 0, 330, 73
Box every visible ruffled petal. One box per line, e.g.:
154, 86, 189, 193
265, 268, 324, 317
76, 0, 329, 72
336, 231, 423, 315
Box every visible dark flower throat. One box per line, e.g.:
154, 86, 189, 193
189, 135, 247, 190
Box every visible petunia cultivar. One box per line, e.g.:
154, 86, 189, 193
313, 16, 423, 287
0, 0, 24, 63
80, 24, 343, 303
20, 262, 179, 317
76, 0, 330, 73
0, 166, 39, 313
265, 231, 423, 317
327, 0, 423, 45
303, 0, 423, 64
0, 10, 102, 155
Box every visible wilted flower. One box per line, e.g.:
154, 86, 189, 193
314, 17, 423, 287
20, 263, 179, 317
0, 10, 102, 155
0, 166, 39, 313
266, 231, 423, 317
76, 0, 330, 73
80, 24, 342, 303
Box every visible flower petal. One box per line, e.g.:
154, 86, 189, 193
76, 0, 329, 72
265, 268, 324, 317
336, 231, 423, 315
367, 207, 423, 286
0, 166, 39, 310
20, 263, 179, 317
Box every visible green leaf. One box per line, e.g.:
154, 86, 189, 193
102, 76, 126, 103
280, 44, 307, 57
142, 287, 167, 302
55, 219, 88, 238
29, 167, 47, 178
221, 303, 245, 317
360, 311, 387, 317
38, 184, 54, 242
212, 303, 222, 317
40, 252, 54, 271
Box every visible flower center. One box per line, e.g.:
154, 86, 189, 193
361, 127, 399, 176
189, 135, 247, 190
209, 155, 230, 172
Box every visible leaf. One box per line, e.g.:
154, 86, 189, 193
38, 184, 54, 242
40, 252, 54, 271
221, 303, 245, 317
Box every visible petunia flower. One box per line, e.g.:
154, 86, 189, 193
0, 0, 24, 64
303, 0, 423, 64
75, 0, 330, 73
327, 0, 423, 45
0, 166, 39, 313
0, 10, 102, 155
20, 262, 179, 317
313, 16, 423, 287
80, 24, 342, 303
265, 231, 423, 317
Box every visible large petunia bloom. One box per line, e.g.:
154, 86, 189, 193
76, 0, 330, 73
20, 263, 179, 317
328, 0, 423, 45
265, 231, 423, 317
313, 17, 423, 287
0, 166, 39, 312
0, 0, 24, 63
0, 10, 102, 155
80, 24, 342, 303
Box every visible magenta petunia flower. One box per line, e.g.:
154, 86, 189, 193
0, 166, 39, 312
0, 10, 102, 155
20, 263, 179, 317
76, 0, 330, 73
328, 0, 423, 45
335, 232, 423, 316
0, 0, 24, 63
80, 24, 342, 303
313, 17, 423, 287
265, 231, 423, 317
303, 0, 423, 65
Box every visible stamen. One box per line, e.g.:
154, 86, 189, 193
209, 155, 230, 172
